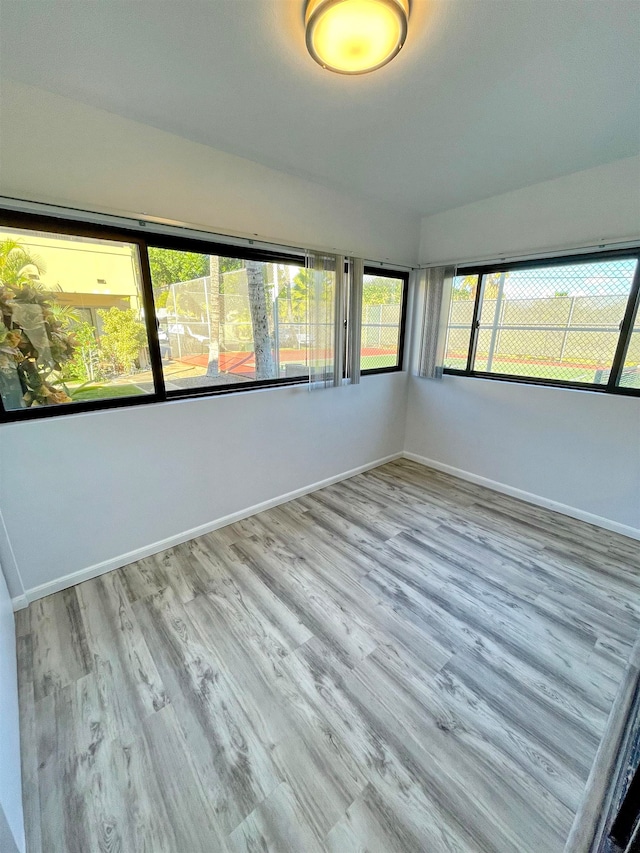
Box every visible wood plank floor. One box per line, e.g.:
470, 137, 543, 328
15, 459, 640, 853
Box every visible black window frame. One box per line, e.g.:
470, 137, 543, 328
360, 266, 409, 376
144, 229, 310, 403
444, 247, 640, 398
0, 208, 408, 423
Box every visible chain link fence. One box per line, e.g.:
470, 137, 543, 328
361, 303, 402, 369
156, 268, 404, 378
157, 270, 322, 381
445, 259, 639, 386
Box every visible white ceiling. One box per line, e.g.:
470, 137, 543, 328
1, 0, 639, 217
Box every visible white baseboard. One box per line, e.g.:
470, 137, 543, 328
15, 446, 637, 610
403, 451, 640, 542
15, 452, 403, 610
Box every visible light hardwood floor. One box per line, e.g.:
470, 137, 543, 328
15, 459, 640, 853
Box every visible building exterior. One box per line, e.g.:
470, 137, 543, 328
1, 228, 142, 334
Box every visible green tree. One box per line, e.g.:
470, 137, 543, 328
148, 248, 243, 293
62, 320, 101, 382
220, 257, 243, 277
362, 277, 401, 306
290, 268, 332, 321
452, 275, 476, 301
97, 308, 147, 374
0, 239, 76, 407
148, 248, 208, 316
148, 248, 243, 378
277, 264, 294, 323
451, 272, 505, 301
148, 248, 208, 290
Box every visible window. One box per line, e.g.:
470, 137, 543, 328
444, 274, 477, 370
148, 248, 311, 392
0, 209, 409, 421
444, 250, 640, 395
360, 268, 408, 373
619, 298, 640, 390
0, 224, 156, 412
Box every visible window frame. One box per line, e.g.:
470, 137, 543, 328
0, 208, 408, 423
0, 210, 169, 422
443, 247, 640, 398
144, 230, 308, 403
360, 266, 409, 376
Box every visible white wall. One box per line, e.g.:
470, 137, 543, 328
1, 376, 407, 599
419, 155, 640, 266
0, 78, 637, 606
0, 79, 419, 266
406, 375, 640, 534
407, 158, 640, 535
0, 79, 414, 603
0, 560, 24, 852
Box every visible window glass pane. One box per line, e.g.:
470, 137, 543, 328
619, 302, 640, 389
0, 226, 153, 411
444, 274, 477, 369
472, 259, 638, 384
148, 249, 310, 390
361, 273, 404, 371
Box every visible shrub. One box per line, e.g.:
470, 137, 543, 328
97, 308, 147, 375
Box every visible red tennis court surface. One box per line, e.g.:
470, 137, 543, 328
177, 347, 396, 375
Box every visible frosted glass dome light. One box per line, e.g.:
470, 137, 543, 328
305, 0, 409, 75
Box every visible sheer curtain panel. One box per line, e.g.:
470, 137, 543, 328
419, 265, 455, 379
346, 257, 364, 385
306, 251, 340, 388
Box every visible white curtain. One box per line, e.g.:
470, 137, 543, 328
418, 265, 455, 379
305, 252, 363, 389
306, 251, 341, 388
346, 257, 363, 385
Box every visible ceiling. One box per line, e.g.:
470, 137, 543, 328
1, 0, 639, 217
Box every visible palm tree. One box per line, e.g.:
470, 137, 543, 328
0, 239, 45, 286
245, 260, 275, 380
205, 254, 221, 378
0, 238, 75, 408
291, 268, 332, 320
452, 272, 506, 301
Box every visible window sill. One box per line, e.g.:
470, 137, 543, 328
442, 369, 640, 397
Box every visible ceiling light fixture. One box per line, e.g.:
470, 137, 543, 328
305, 0, 409, 75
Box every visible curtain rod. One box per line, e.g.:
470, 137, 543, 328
418, 237, 640, 271
0, 195, 414, 271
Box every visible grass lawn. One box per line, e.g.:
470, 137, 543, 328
444, 357, 608, 384
361, 354, 397, 370
70, 383, 147, 401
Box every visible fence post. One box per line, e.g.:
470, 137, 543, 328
203, 276, 211, 338
272, 269, 281, 376
559, 296, 575, 362
172, 283, 182, 359
486, 272, 506, 372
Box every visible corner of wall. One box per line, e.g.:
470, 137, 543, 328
0, 511, 24, 605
